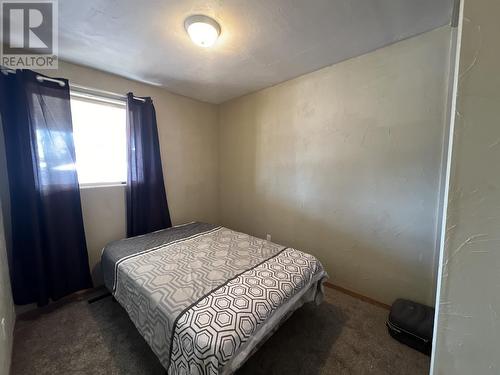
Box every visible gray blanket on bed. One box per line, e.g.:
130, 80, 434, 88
101, 222, 326, 374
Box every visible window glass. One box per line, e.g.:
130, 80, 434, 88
70, 95, 126, 185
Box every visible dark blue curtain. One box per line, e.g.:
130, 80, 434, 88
126, 93, 171, 237
0, 70, 92, 306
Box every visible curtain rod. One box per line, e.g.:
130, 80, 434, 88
0, 68, 146, 102
70, 83, 146, 103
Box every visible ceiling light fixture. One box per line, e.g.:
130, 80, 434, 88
184, 15, 221, 48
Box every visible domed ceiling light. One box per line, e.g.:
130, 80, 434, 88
184, 15, 221, 48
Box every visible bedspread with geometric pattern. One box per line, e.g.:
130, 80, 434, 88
101, 222, 327, 374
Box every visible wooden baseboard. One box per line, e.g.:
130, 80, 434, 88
17, 284, 390, 321
324, 282, 391, 310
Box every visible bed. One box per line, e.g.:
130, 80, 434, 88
101, 222, 327, 374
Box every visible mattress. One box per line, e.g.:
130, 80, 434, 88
101, 222, 327, 374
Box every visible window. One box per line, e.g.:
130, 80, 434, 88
70, 92, 127, 186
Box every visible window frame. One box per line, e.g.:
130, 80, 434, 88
70, 88, 128, 189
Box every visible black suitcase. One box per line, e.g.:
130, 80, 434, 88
386, 299, 435, 355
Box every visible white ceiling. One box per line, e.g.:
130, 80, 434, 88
59, 0, 454, 104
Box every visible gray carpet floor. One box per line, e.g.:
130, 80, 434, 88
11, 287, 430, 375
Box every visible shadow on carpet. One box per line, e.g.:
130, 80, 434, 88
86, 296, 346, 375
12, 288, 429, 375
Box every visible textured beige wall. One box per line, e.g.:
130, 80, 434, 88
0, 102, 14, 375
432, 0, 500, 373
1, 28, 452, 311
0, 198, 14, 375
218, 27, 452, 306
51, 62, 220, 284
79, 185, 126, 284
